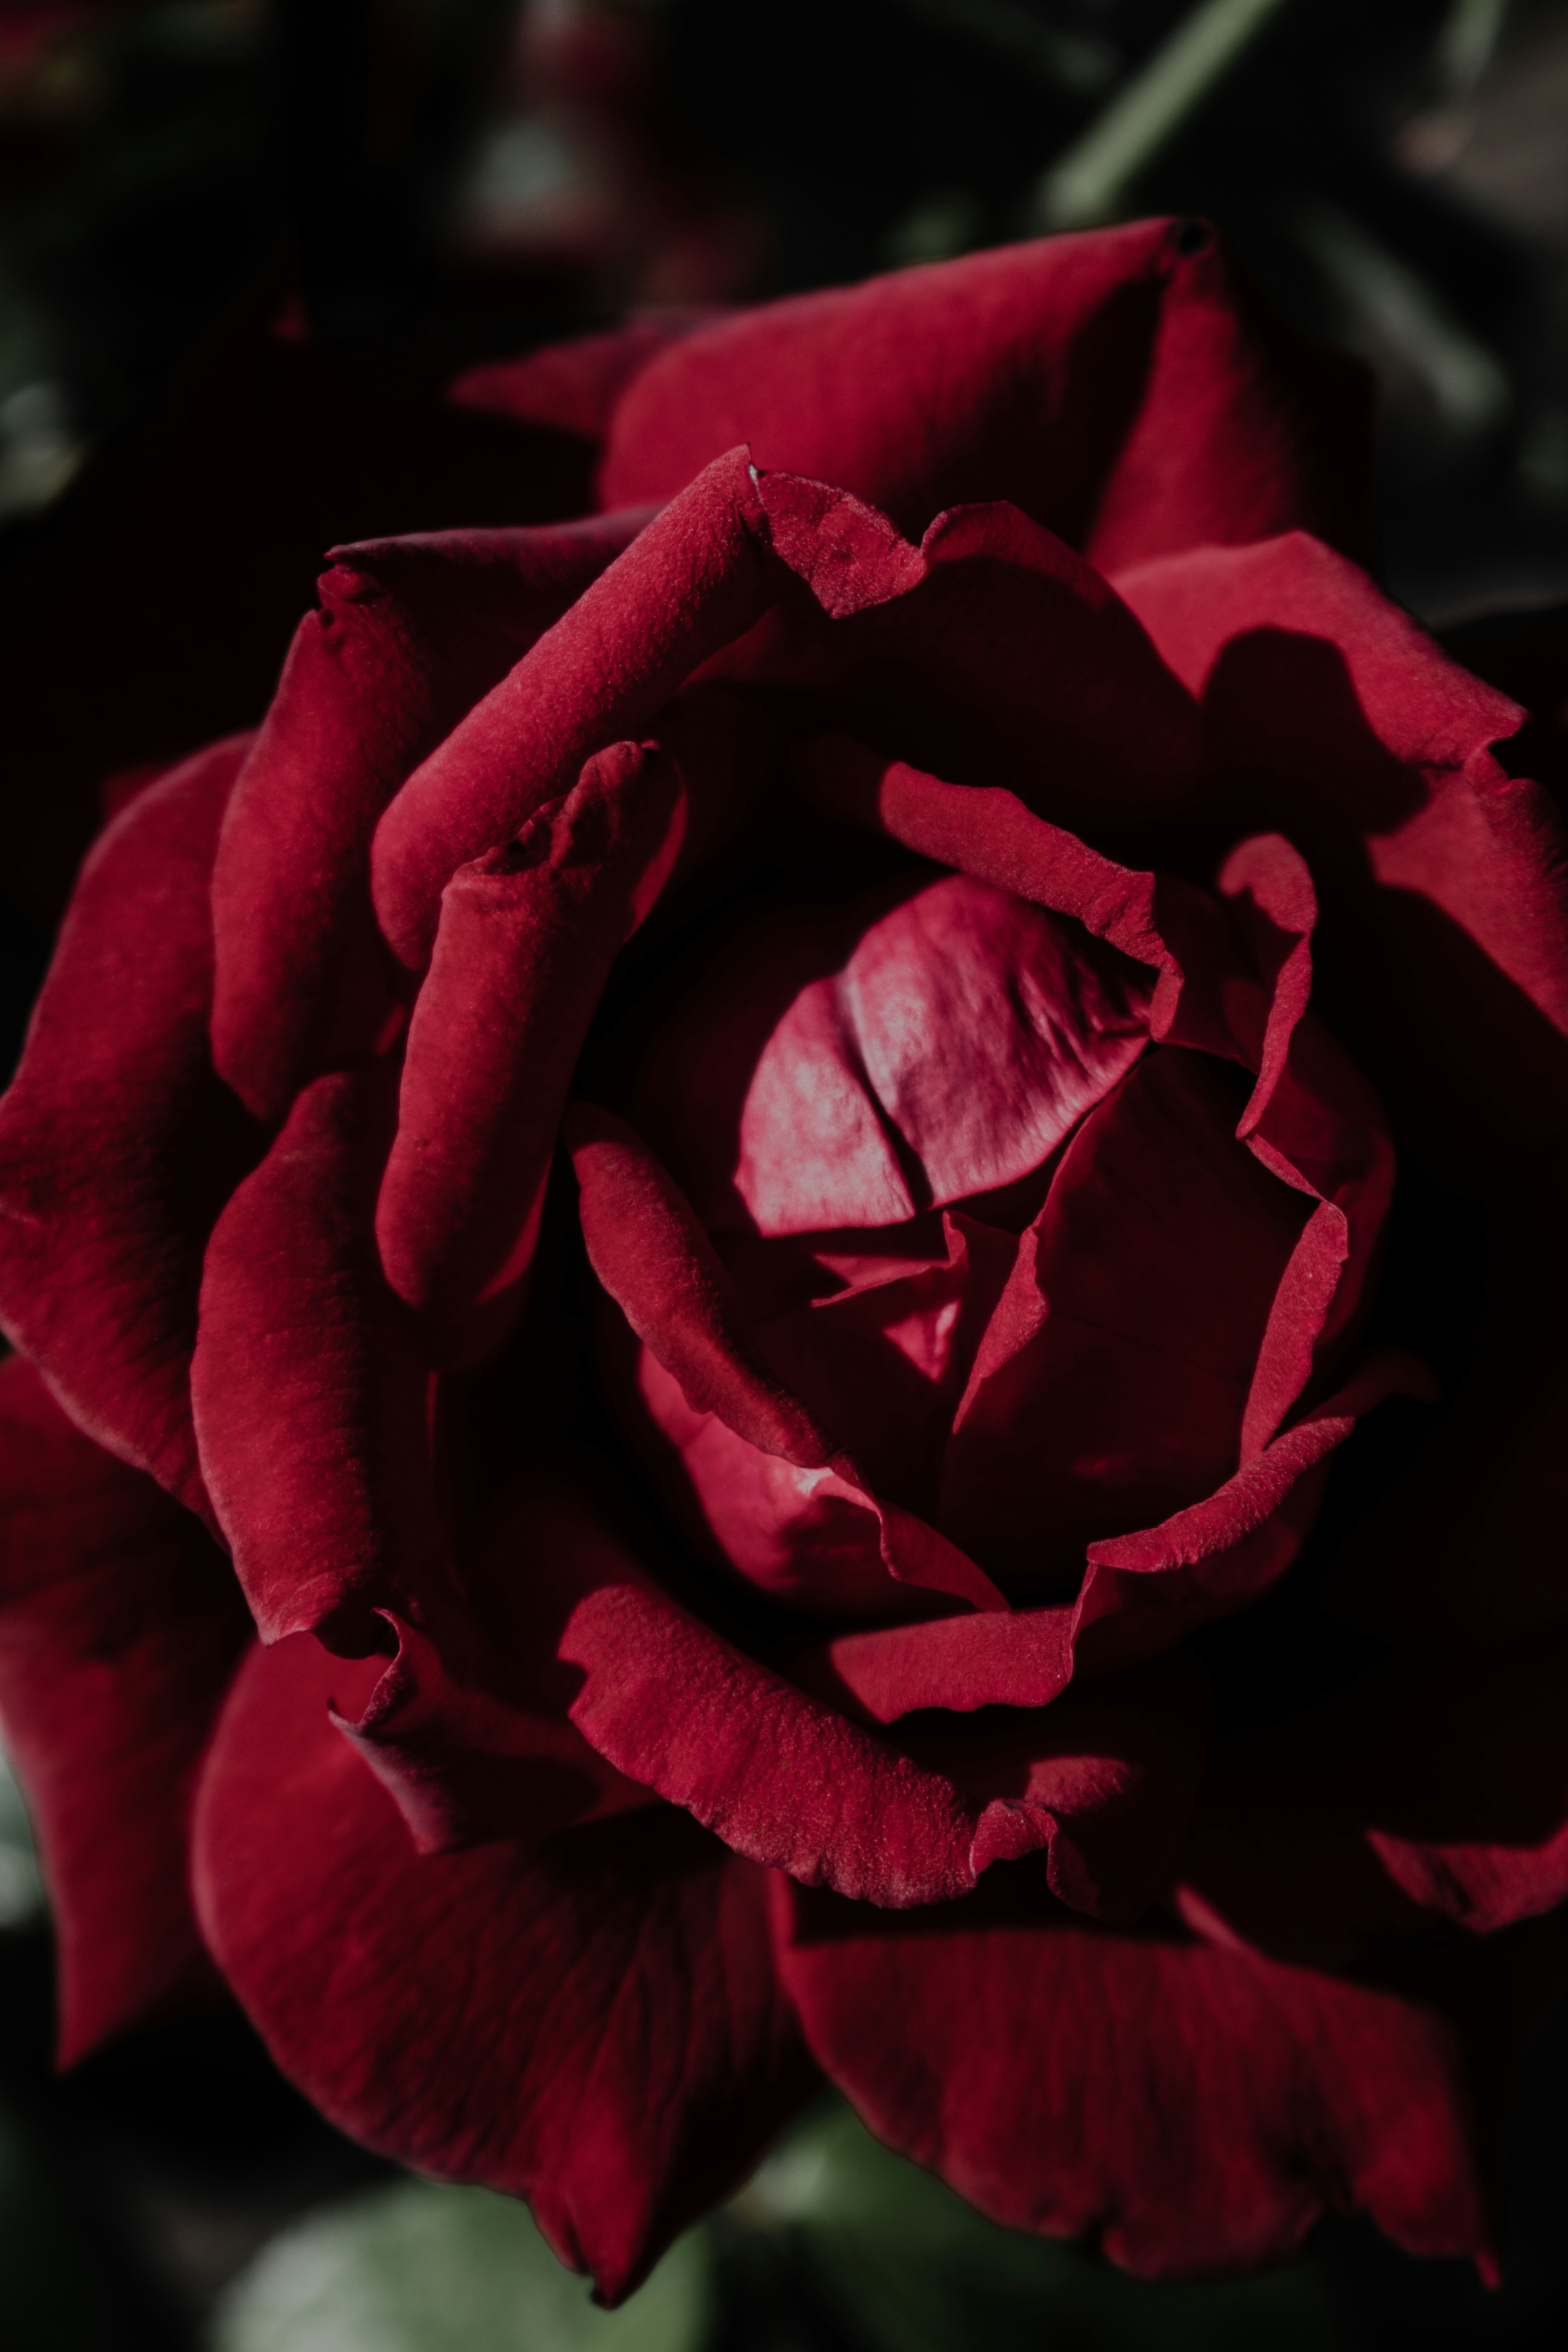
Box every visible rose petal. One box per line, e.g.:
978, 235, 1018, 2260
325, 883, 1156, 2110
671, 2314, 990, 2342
328, 1608, 652, 1857
371, 456, 1203, 968
602, 221, 1372, 565
0, 737, 260, 1522
212, 514, 651, 1122
451, 313, 722, 439
570, 1109, 1006, 1617
0, 1354, 249, 2062
774, 1873, 1489, 2277
800, 1350, 1428, 1726
623, 869, 1151, 1239
485, 1473, 1125, 1907
191, 1630, 815, 2302
370, 448, 775, 967
942, 1048, 1312, 1587
191, 1067, 447, 1653
750, 483, 1202, 803
376, 744, 686, 1363
1114, 531, 1568, 1151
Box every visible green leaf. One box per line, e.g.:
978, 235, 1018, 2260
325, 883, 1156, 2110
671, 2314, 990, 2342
738, 2098, 1339, 2352
0, 1741, 43, 1929
212, 2177, 714, 2352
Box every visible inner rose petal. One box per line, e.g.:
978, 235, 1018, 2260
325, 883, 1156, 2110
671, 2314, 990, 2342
625, 871, 1154, 1237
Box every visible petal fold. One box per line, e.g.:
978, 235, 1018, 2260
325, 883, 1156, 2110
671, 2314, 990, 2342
212, 514, 650, 1121
192, 1067, 447, 1653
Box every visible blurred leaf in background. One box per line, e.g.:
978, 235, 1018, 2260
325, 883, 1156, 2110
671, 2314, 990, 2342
0, 1736, 42, 1930
211, 2174, 715, 2352
209, 2099, 1345, 2352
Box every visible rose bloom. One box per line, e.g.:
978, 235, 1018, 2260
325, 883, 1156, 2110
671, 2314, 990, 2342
3, 219, 1568, 2299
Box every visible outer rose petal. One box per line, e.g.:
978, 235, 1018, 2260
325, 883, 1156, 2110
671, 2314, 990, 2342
451, 314, 722, 439
601, 221, 1372, 565
0, 1355, 249, 2063
773, 1873, 1490, 2278
1113, 532, 1568, 1148
192, 1067, 448, 1653
0, 737, 260, 1522
212, 514, 651, 1122
191, 1632, 816, 2303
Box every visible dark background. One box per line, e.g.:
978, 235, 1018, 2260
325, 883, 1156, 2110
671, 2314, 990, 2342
1, 4, 1567, 2346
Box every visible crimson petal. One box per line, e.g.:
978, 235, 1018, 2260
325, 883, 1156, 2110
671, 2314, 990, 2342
0, 1355, 249, 2062
191, 1630, 815, 2302
1114, 531, 1568, 1152
192, 1067, 447, 1653
0, 738, 260, 1522
774, 1874, 1490, 2278
601, 222, 1371, 565
376, 744, 685, 1363
212, 514, 650, 1122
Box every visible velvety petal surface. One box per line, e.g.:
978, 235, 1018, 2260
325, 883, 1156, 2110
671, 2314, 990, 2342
774, 1871, 1490, 2279
192, 1066, 447, 1653
211, 513, 650, 1122
376, 741, 685, 1363
0, 1354, 249, 2062
0, 738, 260, 1521
601, 221, 1372, 565
191, 1629, 815, 2302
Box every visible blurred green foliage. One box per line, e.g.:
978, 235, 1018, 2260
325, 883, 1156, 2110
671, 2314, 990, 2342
203, 2097, 1341, 2352
210, 2174, 715, 2352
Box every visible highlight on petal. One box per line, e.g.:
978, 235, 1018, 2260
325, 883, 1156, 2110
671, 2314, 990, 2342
601, 221, 1371, 564
0, 1354, 249, 2063
191, 1630, 816, 2303
192, 1066, 447, 1654
0, 736, 261, 1523
376, 743, 686, 1364
621, 867, 1152, 1241
211, 511, 651, 1122
774, 1873, 1489, 2279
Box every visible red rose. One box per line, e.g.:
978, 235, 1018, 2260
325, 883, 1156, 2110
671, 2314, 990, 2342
3, 219, 1567, 2298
